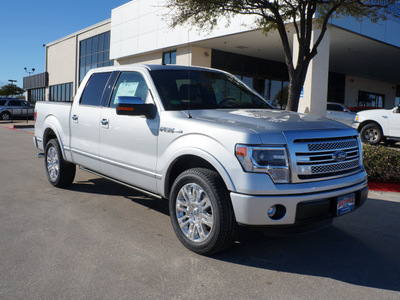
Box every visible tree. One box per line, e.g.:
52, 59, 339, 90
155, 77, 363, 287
164, 0, 391, 112
0, 84, 25, 98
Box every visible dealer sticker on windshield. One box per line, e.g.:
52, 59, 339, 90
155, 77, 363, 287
337, 193, 355, 216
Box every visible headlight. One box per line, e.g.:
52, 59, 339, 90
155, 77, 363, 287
235, 145, 290, 183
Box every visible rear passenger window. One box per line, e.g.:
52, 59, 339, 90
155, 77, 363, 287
0, 100, 6, 106
80, 72, 112, 106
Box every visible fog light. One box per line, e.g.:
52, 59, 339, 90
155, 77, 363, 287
267, 206, 276, 217
267, 204, 286, 220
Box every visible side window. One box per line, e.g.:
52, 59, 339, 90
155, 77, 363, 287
327, 104, 341, 111
109, 72, 149, 108
80, 72, 112, 106
9, 101, 21, 106
0, 100, 6, 106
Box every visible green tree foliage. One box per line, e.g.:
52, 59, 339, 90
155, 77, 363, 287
164, 0, 391, 111
0, 84, 25, 97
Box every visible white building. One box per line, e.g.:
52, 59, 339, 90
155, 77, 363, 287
24, 0, 400, 116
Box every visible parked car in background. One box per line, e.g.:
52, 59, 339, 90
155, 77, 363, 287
326, 102, 356, 126
349, 106, 383, 113
353, 106, 400, 145
0, 98, 34, 121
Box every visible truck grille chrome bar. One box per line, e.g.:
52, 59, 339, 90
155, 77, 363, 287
283, 131, 363, 183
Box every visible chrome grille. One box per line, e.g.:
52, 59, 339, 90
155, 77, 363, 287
292, 136, 362, 182
311, 160, 360, 174
308, 140, 358, 151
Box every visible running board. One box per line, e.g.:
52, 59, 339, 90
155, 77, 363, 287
79, 166, 162, 199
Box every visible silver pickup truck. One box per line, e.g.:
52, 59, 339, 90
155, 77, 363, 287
34, 64, 368, 255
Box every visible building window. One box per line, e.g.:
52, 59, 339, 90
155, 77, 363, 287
49, 83, 73, 102
163, 50, 177, 64
79, 31, 113, 83
30, 88, 45, 103
358, 91, 385, 108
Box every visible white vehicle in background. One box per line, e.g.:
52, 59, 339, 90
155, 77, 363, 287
326, 102, 356, 126
353, 106, 400, 145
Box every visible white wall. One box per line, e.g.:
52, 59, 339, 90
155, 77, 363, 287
110, 0, 257, 61
115, 46, 212, 68
345, 76, 397, 108
47, 36, 76, 86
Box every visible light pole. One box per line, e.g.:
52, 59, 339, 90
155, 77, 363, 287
24, 67, 35, 75
8, 79, 17, 85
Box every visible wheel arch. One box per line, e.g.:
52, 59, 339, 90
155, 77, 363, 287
163, 152, 235, 199
358, 120, 383, 133
43, 126, 67, 159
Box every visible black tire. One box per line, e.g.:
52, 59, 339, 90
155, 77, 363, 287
1, 111, 11, 121
169, 168, 237, 255
360, 123, 383, 145
44, 139, 76, 187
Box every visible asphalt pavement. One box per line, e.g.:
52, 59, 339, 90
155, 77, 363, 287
0, 122, 399, 300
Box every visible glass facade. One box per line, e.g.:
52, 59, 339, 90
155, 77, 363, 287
30, 88, 45, 103
49, 83, 73, 102
79, 31, 113, 83
212, 49, 290, 109
358, 91, 385, 108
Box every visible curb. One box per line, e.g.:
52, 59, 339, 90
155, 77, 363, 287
9, 124, 34, 129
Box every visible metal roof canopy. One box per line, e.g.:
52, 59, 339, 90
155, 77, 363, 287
191, 25, 400, 85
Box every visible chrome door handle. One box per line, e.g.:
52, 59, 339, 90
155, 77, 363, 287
72, 115, 78, 121
101, 119, 109, 125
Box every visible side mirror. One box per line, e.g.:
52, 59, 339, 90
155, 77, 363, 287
116, 96, 156, 119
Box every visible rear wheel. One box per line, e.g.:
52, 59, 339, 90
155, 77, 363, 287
169, 168, 237, 255
360, 123, 383, 145
44, 139, 76, 187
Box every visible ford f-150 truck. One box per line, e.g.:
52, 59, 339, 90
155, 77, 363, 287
34, 64, 368, 255
353, 106, 400, 145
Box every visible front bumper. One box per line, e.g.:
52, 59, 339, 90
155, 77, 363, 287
230, 180, 368, 226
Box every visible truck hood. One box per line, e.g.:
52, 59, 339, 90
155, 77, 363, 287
190, 109, 349, 131
188, 109, 352, 144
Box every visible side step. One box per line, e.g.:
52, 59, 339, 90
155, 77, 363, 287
79, 166, 162, 199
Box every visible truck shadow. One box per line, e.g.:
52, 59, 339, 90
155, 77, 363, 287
67, 178, 400, 292
68, 177, 170, 216
214, 198, 400, 293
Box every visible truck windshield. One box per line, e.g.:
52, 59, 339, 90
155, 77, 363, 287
150, 69, 273, 111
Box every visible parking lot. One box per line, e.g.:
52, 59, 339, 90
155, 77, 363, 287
0, 124, 399, 300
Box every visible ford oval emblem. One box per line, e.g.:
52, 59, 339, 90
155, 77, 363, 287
332, 151, 347, 162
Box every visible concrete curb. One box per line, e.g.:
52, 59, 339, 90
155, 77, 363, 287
9, 124, 34, 129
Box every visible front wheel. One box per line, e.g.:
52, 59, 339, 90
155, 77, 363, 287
360, 123, 383, 145
1, 111, 11, 121
169, 168, 237, 255
44, 139, 76, 187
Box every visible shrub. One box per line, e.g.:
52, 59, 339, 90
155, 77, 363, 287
362, 143, 400, 182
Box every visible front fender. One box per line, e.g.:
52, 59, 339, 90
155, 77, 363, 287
157, 133, 242, 197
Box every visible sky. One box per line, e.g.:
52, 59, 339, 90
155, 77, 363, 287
0, 0, 131, 88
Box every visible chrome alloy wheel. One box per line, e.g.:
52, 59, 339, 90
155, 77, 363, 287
175, 183, 214, 243
364, 127, 379, 142
46, 146, 60, 182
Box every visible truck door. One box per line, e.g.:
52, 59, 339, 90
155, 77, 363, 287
99, 71, 160, 193
70, 72, 112, 172
388, 107, 400, 137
